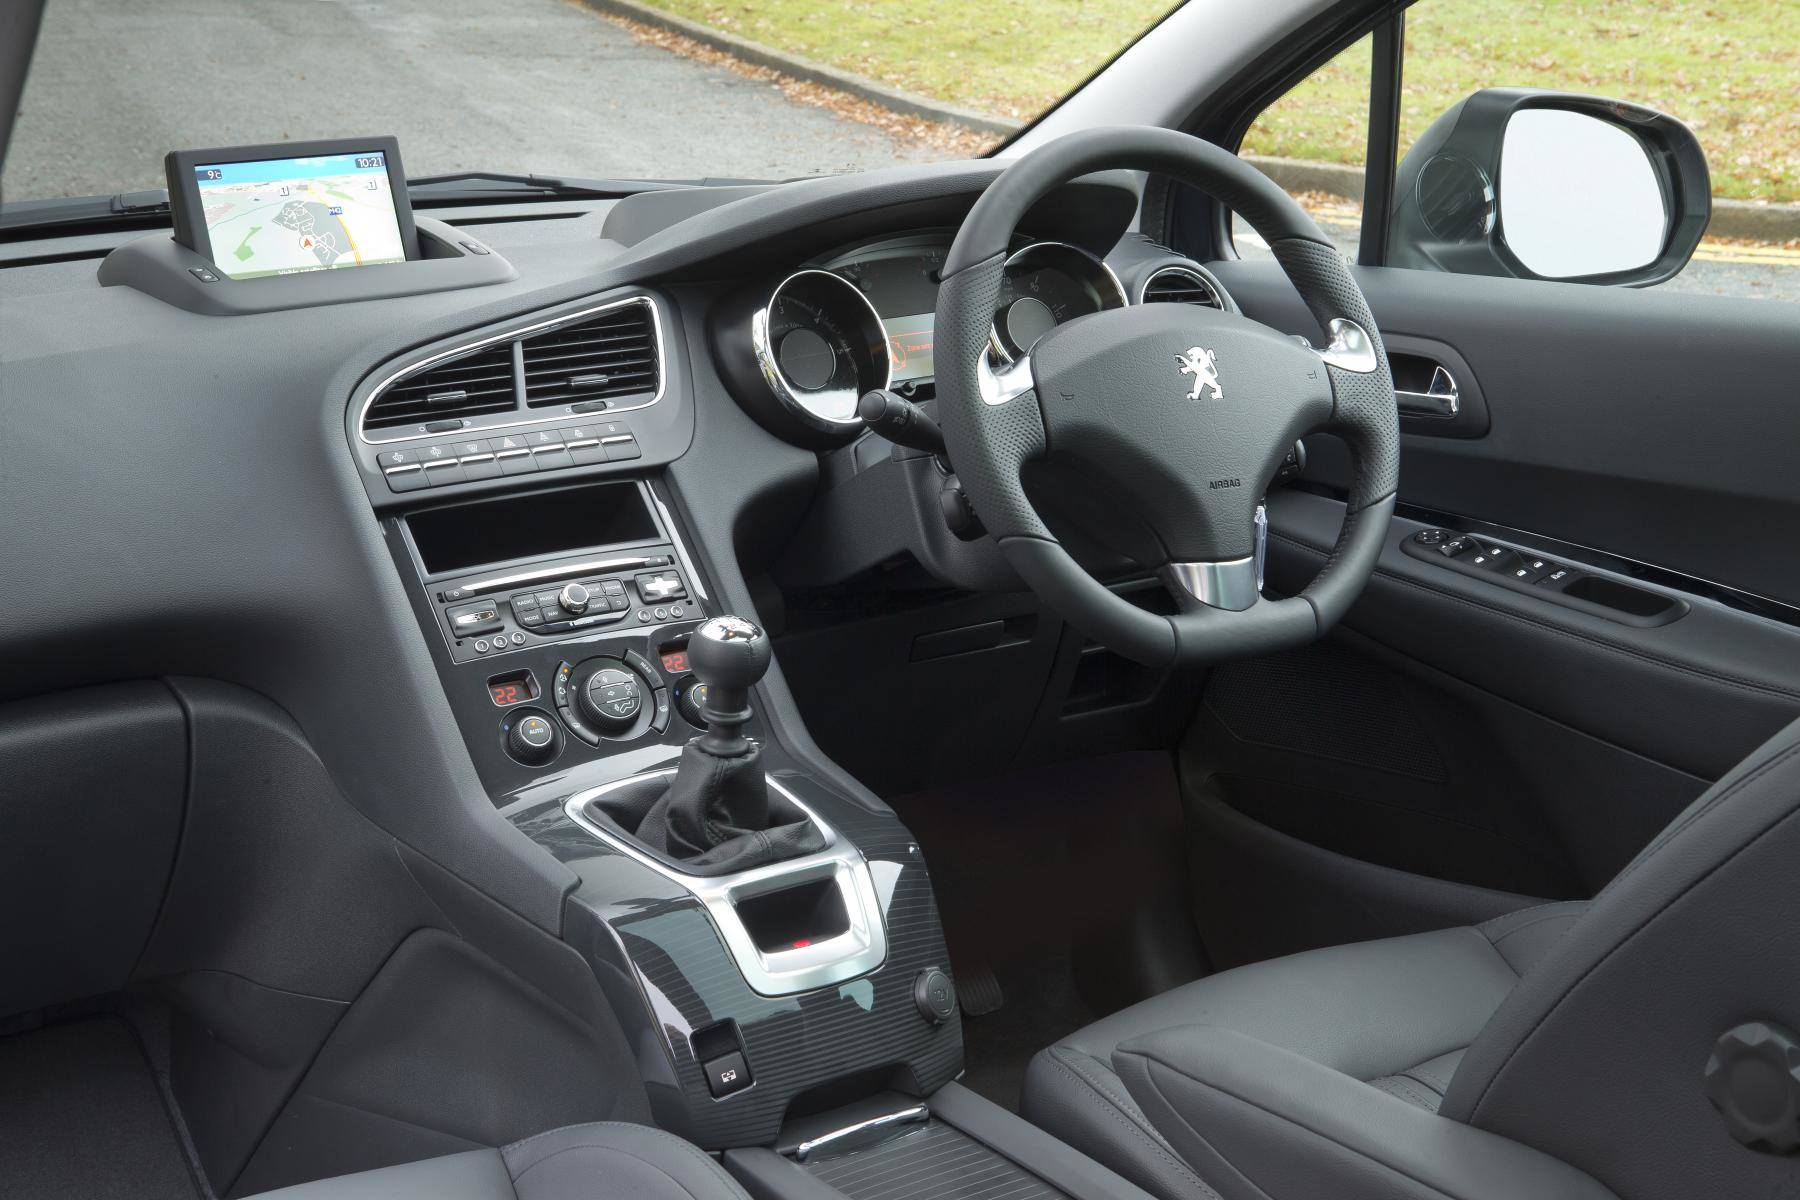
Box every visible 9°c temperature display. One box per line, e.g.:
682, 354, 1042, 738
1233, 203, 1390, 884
487, 669, 540, 708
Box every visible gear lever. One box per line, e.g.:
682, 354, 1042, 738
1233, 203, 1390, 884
688, 614, 770, 757
631, 616, 825, 871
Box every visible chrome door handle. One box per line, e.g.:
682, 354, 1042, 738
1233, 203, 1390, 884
1397, 365, 1460, 418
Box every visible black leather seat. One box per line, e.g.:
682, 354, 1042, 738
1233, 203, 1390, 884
242, 1123, 750, 1200
1024, 715, 1800, 1200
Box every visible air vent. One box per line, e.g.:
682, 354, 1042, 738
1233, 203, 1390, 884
1141, 265, 1224, 309
521, 300, 660, 408
364, 343, 518, 431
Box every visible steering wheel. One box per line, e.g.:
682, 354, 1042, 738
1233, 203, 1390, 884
936, 127, 1399, 667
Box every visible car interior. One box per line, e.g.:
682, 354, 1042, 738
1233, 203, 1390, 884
3, 0, 1798, 1198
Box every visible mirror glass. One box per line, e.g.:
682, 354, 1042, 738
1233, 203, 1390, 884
1500, 109, 1668, 278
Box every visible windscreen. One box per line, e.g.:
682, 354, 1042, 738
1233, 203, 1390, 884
5, 0, 1180, 203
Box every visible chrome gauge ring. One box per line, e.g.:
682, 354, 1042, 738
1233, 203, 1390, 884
752, 269, 891, 432
989, 241, 1128, 363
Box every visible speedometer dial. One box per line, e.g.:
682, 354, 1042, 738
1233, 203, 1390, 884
990, 241, 1128, 361
752, 269, 891, 431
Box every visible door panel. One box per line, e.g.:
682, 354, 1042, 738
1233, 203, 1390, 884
1174, 262, 1800, 959
1213, 261, 1800, 606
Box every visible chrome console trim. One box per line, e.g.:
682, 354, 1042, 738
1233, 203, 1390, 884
564, 770, 889, 997
792, 1104, 930, 1162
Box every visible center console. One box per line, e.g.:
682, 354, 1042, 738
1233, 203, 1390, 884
363, 291, 1158, 1200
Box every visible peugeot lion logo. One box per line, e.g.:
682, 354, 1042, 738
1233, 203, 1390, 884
1176, 346, 1222, 401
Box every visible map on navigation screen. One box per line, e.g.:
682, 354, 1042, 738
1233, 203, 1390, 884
195, 152, 407, 279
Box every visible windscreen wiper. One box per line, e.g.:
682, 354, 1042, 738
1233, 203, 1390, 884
404, 171, 693, 202
0, 188, 170, 235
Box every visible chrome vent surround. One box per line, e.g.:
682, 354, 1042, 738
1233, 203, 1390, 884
1140, 265, 1225, 309
359, 296, 663, 443
361, 343, 517, 431
521, 302, 660, 408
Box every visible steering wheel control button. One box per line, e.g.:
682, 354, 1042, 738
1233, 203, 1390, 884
504, 710, 560, 766
703, 1050, 752, 1099
1705, 1022, 1800, 1154
913, 966, 957, 1025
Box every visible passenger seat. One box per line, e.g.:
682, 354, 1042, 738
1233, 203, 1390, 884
243, 1122, 750, 1200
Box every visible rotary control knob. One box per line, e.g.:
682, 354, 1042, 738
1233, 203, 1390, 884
578, 665, 645, 733
557, 582, 591, 615
504, 709, 560, 766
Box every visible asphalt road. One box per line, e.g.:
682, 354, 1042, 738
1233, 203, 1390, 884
6, 0, 940, 202
9, 0, 1794, 302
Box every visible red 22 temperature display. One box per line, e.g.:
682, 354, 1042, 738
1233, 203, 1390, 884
487, 671, 539, 707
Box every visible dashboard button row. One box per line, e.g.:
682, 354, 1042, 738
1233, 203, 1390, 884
381, 421, 640, 492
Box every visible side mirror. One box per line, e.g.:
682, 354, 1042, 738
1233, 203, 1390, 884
1389, 88, 1710, 286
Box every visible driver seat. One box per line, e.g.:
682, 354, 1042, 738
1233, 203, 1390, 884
1023, 713, 1800, 1200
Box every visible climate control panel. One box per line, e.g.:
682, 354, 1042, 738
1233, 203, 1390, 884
551, 649, 673, 746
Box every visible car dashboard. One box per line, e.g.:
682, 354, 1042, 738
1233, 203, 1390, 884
0, 155, 1241, 1151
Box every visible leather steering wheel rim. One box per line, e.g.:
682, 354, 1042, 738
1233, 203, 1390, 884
935, 126, 1400, 668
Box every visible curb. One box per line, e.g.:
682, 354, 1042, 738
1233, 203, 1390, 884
578, 0, 1025, 137
1246, 154, 1797, 243
586, 2, 1796, 245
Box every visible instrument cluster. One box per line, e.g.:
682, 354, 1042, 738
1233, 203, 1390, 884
738, 231, 1127, 445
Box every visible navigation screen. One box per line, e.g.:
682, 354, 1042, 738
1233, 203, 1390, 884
194, 152, 406, 279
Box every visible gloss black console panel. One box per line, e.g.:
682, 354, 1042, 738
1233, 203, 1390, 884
518, 775, 962, 1149
383, 477, 716, 797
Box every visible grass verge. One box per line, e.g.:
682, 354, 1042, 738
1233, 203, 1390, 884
630, 0, 1796, 201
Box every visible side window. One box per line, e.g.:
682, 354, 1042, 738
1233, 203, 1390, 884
1234, 36, 1371, 264
1228, 3, 1798, 300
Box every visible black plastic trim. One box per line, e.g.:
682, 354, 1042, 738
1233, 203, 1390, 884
1378, 494, 1800, 630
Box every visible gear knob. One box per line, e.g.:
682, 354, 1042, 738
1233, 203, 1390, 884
689, 615, 771, 690
688, 615, 770, 755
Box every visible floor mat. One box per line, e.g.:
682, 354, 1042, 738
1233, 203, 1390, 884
0, 1017, 202, 1200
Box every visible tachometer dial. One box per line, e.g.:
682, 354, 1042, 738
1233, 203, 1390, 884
752, 269, 890, 431
990, 241, 1128, 361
